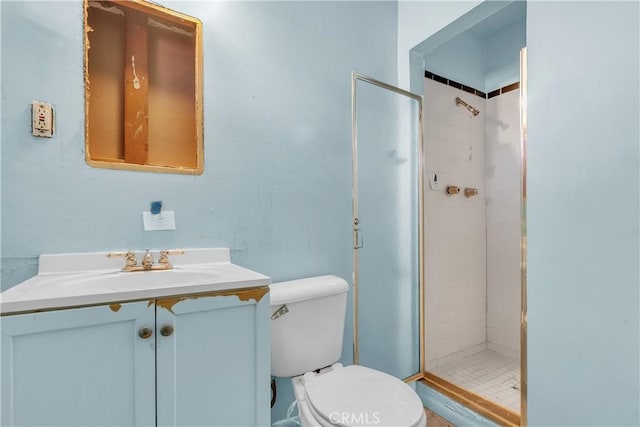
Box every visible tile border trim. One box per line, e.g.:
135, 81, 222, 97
487, 81, 520, 99
424, 69, 519, 99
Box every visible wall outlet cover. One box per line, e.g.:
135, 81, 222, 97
31, 101, 54, 138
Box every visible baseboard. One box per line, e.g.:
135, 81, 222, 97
416, 380, 500, 427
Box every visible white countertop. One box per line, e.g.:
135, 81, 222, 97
0, 248, 271, 315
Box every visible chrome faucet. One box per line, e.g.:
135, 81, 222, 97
107, 249, 185, 272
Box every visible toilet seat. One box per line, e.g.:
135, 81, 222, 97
302, 365, 425, 427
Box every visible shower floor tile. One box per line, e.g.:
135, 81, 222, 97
430, 349, 520, 412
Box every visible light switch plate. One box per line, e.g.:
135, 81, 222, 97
31, 101, 54, 138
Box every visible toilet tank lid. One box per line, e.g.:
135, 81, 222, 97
269, 275, 349, 305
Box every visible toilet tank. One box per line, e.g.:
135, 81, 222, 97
269, 275, 349, 377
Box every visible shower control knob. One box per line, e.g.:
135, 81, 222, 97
445, 185, 460, 196
464, 187, 478, 198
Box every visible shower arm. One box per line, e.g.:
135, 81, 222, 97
455, 97, 480, 116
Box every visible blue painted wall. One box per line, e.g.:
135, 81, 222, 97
421, 8, 525, 93
0, 0, 397, 422
5, 1, 638, 425
423, 30, 485, 90
0, 0, 396, 287
0, 0, 2, 266
484, 17, 525, 91
527, 1, 639, 425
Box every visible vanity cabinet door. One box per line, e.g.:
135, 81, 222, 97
155, 290, 270, 427
0, 302, 156, 427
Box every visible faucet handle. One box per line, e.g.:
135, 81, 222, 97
158, 249, 185, 266
107, 250, 138, 267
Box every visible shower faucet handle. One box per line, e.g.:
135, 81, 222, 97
464, 187, 478, 198
445, 185, 460, 196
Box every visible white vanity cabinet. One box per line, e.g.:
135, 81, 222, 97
0, 288, 270, 427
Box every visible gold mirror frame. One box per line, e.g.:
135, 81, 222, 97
83, 0, 204, 175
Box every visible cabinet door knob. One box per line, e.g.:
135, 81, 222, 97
160, 325, 174, 337
138, 327, 153, 339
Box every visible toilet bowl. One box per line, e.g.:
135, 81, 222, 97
270, 276, 426, 427
293, 364, 426, 427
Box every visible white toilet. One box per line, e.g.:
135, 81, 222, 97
270, 275, 426, 427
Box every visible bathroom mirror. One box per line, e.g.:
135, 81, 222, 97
351, 73, 424, 382
84, 0, 204, 174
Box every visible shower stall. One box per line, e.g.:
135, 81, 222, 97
424, 74, 522, 413
350, 4, 526, 424
418, 1, 527, 422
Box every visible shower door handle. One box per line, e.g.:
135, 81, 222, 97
354, 227, 364, 249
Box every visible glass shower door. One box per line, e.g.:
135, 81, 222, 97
352, 73, 423, 380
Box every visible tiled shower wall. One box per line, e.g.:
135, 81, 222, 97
486, 90, 521, 358
424, 78, 487, 369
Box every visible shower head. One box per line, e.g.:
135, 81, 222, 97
455, 97, 480, 116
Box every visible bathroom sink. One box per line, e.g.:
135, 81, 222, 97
0, 248, 270, 314
43, 268, 220, 290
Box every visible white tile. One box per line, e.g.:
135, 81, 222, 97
430, 349, 521, 412
425, 78, 520, 372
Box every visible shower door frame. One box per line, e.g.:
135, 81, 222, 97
351, 71, 425, 383
519, 46, 528, 427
